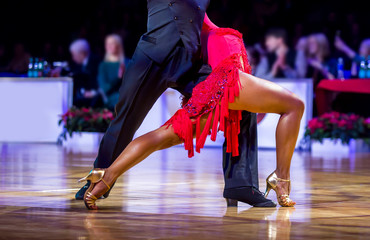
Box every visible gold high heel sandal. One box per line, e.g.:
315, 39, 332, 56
78, 169, 111, 210
264, 172, 296, 207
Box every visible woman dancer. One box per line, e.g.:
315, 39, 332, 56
79, 15, 304, 209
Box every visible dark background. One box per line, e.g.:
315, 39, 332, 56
1, 0, 368, 60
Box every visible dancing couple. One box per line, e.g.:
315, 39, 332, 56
76, 0, 304, 209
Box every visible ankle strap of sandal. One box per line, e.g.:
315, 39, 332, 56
101, 178, 111, 190
275, 177, 290, 182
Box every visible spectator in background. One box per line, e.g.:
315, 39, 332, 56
69, 39, 102, 108
42, 42, 54, 62
295, 36, 308, 78
245, 45, 262, 75
305, 33, 336, 85
5, 43, 30, 74
335, 37, 370, 77
98, 34, 127, 111
0, 44, 8, 72
255, 28, 301, 79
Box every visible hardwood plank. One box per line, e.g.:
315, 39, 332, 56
1, 143, 370, 239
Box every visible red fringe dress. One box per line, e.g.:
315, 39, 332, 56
164, 17, 251, 158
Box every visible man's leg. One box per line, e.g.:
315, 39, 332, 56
76, 48, 167, 199
223, 112, 276, 207
95, 49, 168, 169
95, 42, 197, 169
76, 42, 199, 199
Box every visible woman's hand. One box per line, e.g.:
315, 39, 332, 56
270, 53, 287, 76
326, 72, 335, 80
307, 58, 323, 70
84, 90, 97, 98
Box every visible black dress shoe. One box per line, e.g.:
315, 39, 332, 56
223, 187, 277, 207
75, 182, 115, 200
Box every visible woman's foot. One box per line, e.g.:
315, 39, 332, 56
79, 169, 114, 210
274, 180, 296, 207
264, 172, 296, 207
88, 169, 115, 203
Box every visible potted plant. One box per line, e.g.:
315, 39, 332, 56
58, 107, 114, 146
304, 112, 370, 153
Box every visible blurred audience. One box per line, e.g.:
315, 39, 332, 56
335, 37, 370, 76
245, 46, 262, 76
98, 34, 128, 111
42, 42, 54, 63
295, 36, 308, 78
5, 43, 30, 74
69, 39, 102, 108
255, 28, 302, 79
1, 0, 369, 117
305, 33, 336, 85
0, 44, 8, 71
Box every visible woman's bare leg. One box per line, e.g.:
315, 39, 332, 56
88, 125, 184, 198
229, 72, 305, 194
89, 72, 304, 199
110, 126, 183, 177
89, 114, 212, 198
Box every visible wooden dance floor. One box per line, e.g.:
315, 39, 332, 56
1, 143, 370, 239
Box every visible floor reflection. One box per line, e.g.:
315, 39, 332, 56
224, 207, 295, 240
1, 143, 370, 239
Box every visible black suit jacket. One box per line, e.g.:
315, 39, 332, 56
137, 0, 210, 64
72, 55, 100, 91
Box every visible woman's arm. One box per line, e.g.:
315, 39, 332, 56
334, 36, 356, 59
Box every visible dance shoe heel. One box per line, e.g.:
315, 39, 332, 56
264, 172, 296, 207
78, 169, 111, 210
225, 198, 238, 207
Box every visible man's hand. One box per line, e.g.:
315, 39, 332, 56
84, 90, 97, 98
270, 53, 287, 76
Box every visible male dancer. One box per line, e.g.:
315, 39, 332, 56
76, 0, 275, 207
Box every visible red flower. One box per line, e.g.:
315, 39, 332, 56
364, 118, 370, 127
329, 118, 339, 125
332, 112, 341, 119
321, 112, 334, 119
102, 111, 114, 120
308, 118, 324, 133
82, 107, 90, 113
338, 119, 347, 128
62, 116, 68, 124
75, 109, 82, 116
92, 113, 100, 120
349, 114, 359, 121
67, 112, 76, 118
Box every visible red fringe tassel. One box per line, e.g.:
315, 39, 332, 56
164, 53, 248, 158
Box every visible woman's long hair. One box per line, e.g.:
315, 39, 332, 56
308, 33, 330, 61
360, 39, 370, 57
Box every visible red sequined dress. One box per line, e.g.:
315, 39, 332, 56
164, 14, 251, 158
